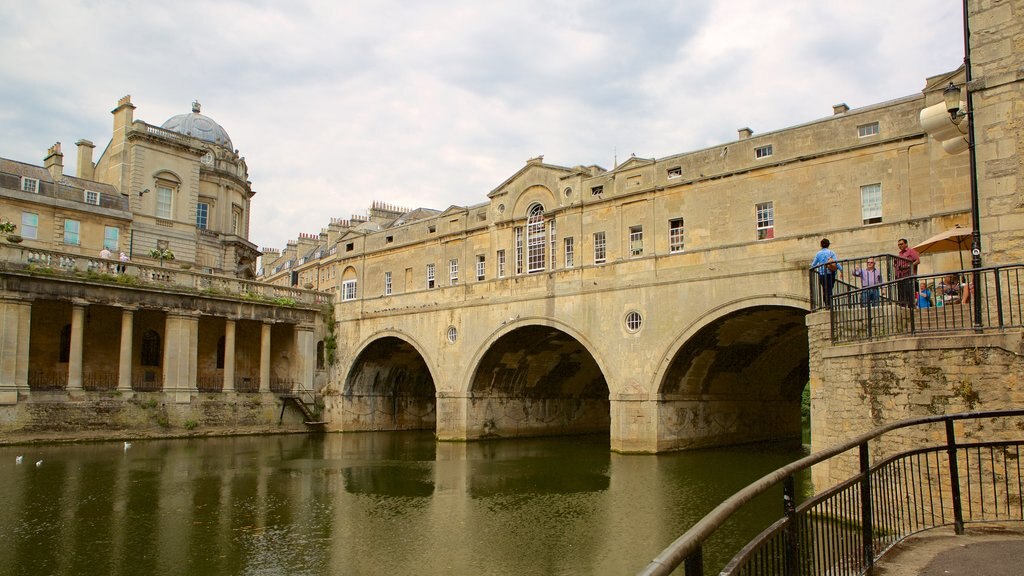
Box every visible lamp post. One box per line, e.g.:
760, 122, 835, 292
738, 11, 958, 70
943, 0, 983, 327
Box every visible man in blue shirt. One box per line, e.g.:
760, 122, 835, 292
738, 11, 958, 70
810, 238, 841, 309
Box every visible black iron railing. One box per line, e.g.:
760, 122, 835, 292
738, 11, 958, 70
809, 254, 914, 312
639, 410, 1024, 576
196, 373, 224, 393
830, 265, 1024, 343
235, 376, 260, 393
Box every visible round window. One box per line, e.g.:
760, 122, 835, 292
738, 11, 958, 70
447, 326, 458, 343
563, 187, 572, 197
497, 204, 505, 214
625, 311, 643, 332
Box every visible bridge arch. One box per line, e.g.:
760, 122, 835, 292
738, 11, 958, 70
339, 330, 438, 431
653, 295, 810, 450
462, 318, 611, 440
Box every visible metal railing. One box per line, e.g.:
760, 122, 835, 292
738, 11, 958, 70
196, 372, 224, 393
639, 410, 1024, 576
809, 254, 913, 312
830, 264, 1024, 343
234, 376, 260, 393
270, 378, 295, 393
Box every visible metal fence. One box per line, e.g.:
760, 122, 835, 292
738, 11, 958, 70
808, 254, 914, 312
638, 410, 1024, 576
829, 265, 1024, 343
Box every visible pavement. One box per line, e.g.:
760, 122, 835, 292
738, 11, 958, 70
872, 524, 1024, 576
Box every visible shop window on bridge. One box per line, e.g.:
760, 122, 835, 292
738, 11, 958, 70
426, 263, 436, 289
342, 279, 358, 301
141, 330, 161, 367
476, 255, 485, 281
564, 237, 574, 268
449, 259, 459, 285
527, 203, 546, 273
594, 231, 607, 264
861, 183, 882, 225
756, 202, 774, 240
497, 250, 506, 278
669, 218, 684, 253
629, 225, 643, 257
59, 325, 71, 363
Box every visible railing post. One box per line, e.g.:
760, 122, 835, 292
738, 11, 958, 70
994, 269, 1004, 328
859, 442, 874, 570
683, 547, 703, 576
783, 475, 800, 576
945, 419, 965, 534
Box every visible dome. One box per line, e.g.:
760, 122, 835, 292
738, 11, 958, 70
160, 101, 233, 149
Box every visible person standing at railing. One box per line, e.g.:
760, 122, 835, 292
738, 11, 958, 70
895, 238, 920, 308
810, 238, 841, 309
117, 251, 129, 274
852, 258, 882, 307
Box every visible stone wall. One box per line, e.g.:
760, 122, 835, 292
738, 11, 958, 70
0, 391, 311, 439
808, 311, 1024, 487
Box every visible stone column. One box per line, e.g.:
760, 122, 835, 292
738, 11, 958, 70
297, 325, 315, 393
164, 311, 199, 402
0, 297, 32, 404
67, 301, 86, 391
117, 307, 135, 392
224, 319, 236, 392
259, 322, 271, 392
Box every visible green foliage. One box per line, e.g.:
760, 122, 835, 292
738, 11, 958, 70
272, 297, 296, 306
323, 304, 338, 366
156, 415, 170, 428
183, 419, 199, 430
0, 218, 16, 235
801, 383, 811, 423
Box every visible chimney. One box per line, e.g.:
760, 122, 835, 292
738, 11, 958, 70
832, 103, 849, 115
737, 127, 753, 140
44, 142, 63, 180
112, 94, 135, 133
75, 139, 96, 180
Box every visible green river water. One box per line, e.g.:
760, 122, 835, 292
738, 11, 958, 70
0, 432, 809, 576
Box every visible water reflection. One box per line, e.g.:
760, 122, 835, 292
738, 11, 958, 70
0, 433, 807, 576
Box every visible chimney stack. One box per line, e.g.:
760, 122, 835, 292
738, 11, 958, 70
44, 142, 63, 181
833, 103, 849, 115
737, 127, 753, 140
75, 139, 96, 180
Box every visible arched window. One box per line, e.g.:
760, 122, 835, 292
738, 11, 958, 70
526, 203, 546, 273
59, 324, 71, 363
141, 330, 162, 367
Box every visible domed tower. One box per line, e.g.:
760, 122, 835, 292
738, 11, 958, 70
93, 96, 259, 278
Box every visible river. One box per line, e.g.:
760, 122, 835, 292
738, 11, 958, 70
0, 432, 809, 576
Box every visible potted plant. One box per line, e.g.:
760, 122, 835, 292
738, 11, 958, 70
149, 247, 175, 267
1, 218, 20, 243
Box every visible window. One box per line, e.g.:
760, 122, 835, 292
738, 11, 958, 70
141, 330, 161, 367
549, 219, 557, 269
384, 271, 392, 295
447, 326, 458, 343
629, 225, 643, 257
428, 225, 436, 234
84, 190, 100, 205
450, 258, 459, 285
63, 219, 80, 245
156, 185, 173, 219
476, 255, 485, 281
231, 208, 241, 234
526, 204, 546, 273
755, 145, 773, 159
497, 250, 506, 278
669, 218, 685, 253
667, 167, 682, 179
755, 202, 775, 240
342, 279, 357, 301
591, 185, 604, 196
594, 231, 606, 264
625, 311, 643, 332
858, 122, 880, 138
21, 212, 38, 240
861, 183, 882, 224
21, 177, 40, 193
104, 226, 119, 251
346, 243, 354, 252
564, 237, 575, 268
426, 263, 435, 289
514, 227, 523, 275
386, 235, 393, 243
196, 202, 209, 229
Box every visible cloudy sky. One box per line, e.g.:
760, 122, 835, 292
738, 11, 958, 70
0, 1, 963, 251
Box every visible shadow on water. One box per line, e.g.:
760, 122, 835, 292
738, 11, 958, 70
0, 432, 807, 576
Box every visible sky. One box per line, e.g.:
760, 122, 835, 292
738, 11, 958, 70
0, 1, 964, 252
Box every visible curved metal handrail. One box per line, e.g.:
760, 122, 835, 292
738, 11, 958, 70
638, 408, 1024, 576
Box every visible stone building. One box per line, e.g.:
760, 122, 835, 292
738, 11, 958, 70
262, 64, 992, 452
1, 96, 259, 278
